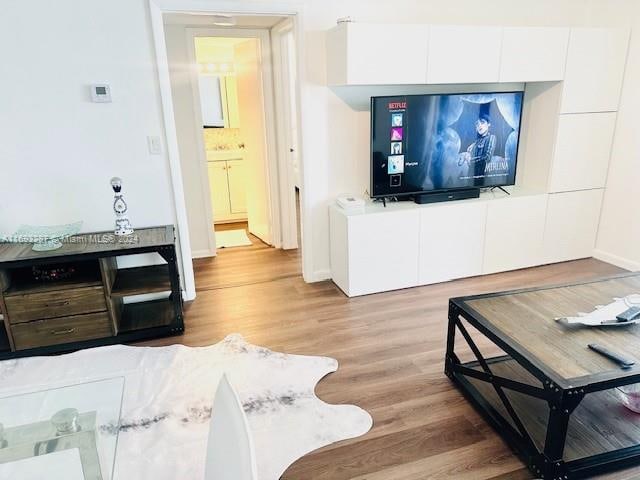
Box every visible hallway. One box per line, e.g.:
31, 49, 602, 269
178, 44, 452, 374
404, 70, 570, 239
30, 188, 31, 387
193, 222, 301, 291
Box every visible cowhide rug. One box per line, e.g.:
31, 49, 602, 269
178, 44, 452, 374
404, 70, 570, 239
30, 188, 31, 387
0, 334, 373, 479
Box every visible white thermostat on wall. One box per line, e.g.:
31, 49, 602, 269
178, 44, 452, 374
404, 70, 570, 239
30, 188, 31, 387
90, 84, 112, 103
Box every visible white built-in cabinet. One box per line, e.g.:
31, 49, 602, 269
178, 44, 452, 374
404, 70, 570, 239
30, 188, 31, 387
543, 189, 604, 264
427, 26, 502, 84
330, 208, 420, 296
326, 24, 587, 86
549, 112, 617, 192
330, 188, 606, 296
560, 28, 630, 114
482, 195, 547, 275
499, 27, 569, 82
326, 23, 429, 85
418, 202, 486, 285
199, 75, 241, 128
208, 158, 247, 223
208, 162, 229, 221
326, 23, 629, 297
199, 75, 225, 127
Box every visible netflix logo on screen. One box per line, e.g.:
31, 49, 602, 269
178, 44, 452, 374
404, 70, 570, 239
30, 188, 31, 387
388, 101, 406, 110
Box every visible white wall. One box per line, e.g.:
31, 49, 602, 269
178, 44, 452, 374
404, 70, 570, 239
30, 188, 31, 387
584, 0, 640, 270
0, 1, 175, 235
2, 0, 608, 285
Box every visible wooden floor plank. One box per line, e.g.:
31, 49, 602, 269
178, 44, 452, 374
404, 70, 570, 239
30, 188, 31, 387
283, 417, 486, 480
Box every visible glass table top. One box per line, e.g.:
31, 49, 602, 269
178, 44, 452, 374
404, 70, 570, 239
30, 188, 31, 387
0, 377, 125, 480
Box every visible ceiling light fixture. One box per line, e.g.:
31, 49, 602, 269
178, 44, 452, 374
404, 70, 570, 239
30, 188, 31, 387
211, 14, 236, 27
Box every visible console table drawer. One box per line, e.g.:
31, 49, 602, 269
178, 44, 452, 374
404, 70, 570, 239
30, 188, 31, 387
5, 286, 107, 323
12, 312, 112, 350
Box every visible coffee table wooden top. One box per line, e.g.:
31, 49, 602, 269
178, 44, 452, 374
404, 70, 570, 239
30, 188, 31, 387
456, 273, 640, 386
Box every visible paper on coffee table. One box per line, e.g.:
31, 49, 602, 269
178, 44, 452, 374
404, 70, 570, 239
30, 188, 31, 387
556, 294, 640, 327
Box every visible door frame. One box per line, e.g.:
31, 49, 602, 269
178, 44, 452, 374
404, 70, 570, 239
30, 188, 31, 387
186, 27, 281, 253
149, 0, 312, 301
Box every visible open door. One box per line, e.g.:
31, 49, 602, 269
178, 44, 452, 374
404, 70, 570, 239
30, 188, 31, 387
234, 38, 273, 245
272, 18, 301, 250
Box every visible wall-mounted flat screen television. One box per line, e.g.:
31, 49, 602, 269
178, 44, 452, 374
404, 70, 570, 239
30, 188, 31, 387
370, 91, 524, 198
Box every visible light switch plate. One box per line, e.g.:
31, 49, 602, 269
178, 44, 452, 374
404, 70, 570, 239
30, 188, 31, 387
147, 136, 162, 155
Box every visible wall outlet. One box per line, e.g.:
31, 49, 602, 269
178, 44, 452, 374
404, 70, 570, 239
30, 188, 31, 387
147, 136, 162, 155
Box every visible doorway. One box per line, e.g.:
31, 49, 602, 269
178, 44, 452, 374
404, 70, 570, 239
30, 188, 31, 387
193, 35, 271, 249
161, 13, 303, 291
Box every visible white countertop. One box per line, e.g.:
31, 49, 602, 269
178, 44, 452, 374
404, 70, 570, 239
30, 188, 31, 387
332, 186, 546, 216
206, 150, 244, 162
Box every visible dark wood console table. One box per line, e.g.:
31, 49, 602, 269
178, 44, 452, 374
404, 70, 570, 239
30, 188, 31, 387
446, 272, 640, 479
0, 226, 184, 359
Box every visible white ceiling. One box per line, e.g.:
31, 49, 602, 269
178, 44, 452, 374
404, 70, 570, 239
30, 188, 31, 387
163, 13, 287, 28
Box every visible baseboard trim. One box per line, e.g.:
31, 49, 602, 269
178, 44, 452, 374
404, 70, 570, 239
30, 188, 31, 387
183, 288, 196, 301
191, 249, 216, 259
305, 268, 332, 283
593, 249, 640, 272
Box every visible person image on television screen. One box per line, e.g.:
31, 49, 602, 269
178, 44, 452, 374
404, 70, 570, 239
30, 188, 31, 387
458, 113, 496, 182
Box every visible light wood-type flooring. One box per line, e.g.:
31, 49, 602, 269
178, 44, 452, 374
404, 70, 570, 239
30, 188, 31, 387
143, 227, 640, 479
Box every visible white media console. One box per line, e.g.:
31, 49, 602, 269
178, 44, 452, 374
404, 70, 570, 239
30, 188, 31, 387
330, 188, 603, 296
326, 24, 630, 297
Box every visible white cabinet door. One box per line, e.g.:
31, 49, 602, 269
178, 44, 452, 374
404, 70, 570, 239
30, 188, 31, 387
227, 159, 247, 214
208, 161, 231, 222
499, 27, 569, 82
561, 28, 630, 113
418, 202, 487, 285
199, 74, 224, 127
427, 26, 502, 84
347, 209, 420, 296
483, 195, 547, 274
326, 23, 429, 85
543, 189, 603, 263
549, 112, 616, 193
330, 206, 350, 294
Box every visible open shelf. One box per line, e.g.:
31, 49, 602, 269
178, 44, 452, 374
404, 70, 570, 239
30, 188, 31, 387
118, 298, 175, 333
111, 265, 171, 297
0, 322, 10, 352
465, 357, 640, 462
4, 260, 102, 296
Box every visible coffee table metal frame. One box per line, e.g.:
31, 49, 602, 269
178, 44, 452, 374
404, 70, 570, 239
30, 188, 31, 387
445, 277, 640, 480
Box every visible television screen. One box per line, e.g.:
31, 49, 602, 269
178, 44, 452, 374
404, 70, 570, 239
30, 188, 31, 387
371, 91, 524, 198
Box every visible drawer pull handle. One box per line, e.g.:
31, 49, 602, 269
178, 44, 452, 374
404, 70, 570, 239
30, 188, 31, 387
51, 328, 76, 336
46, 301, 71, 308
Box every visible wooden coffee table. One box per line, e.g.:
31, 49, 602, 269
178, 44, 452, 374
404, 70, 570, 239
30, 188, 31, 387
445, 272, 640, 480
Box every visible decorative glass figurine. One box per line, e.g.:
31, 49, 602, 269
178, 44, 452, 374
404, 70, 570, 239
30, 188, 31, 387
110, 177, 134, 236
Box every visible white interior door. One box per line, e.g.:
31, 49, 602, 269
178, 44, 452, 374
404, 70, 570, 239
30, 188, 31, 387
234, 38, 273, 245
283, 30, 301, 189
272, 19, 301, 250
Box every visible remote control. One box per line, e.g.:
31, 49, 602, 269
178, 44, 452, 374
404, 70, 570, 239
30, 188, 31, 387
616, 306, 640, 322
588, 343, 635, 369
